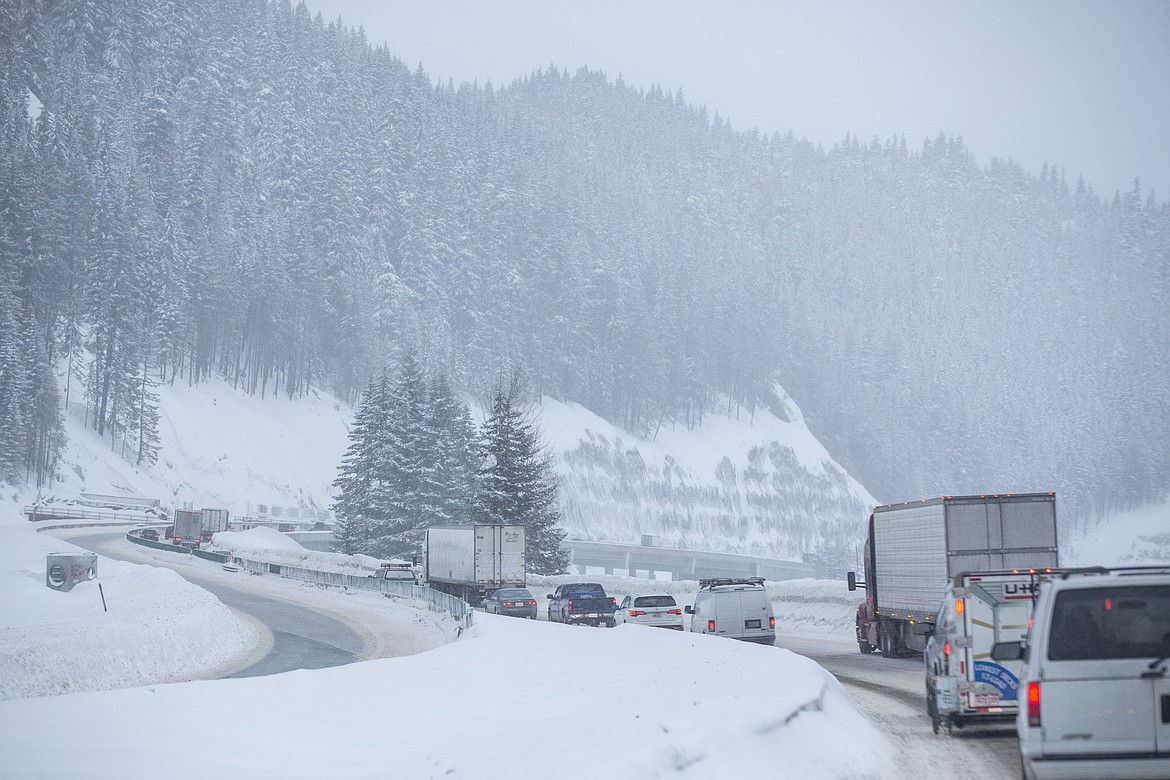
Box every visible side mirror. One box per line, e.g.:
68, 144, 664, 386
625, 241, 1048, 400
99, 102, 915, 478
991, 641, 1024, 661
684, 605, 694, 614
846, 571, 857, 591
546, 594, 554, 599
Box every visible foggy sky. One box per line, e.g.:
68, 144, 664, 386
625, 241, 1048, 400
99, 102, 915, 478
304, 0, 1170, 202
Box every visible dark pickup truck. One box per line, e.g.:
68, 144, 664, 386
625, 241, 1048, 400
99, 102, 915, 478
547, 583, 618, 627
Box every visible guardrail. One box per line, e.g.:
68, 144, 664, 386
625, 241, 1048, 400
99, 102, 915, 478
27, 506, 163, 523
124, 531, 473, 627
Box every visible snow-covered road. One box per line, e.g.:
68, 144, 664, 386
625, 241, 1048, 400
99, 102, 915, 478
779, 630, 1022, 778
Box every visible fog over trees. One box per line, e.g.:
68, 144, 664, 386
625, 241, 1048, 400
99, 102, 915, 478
0, 0, 1166, 531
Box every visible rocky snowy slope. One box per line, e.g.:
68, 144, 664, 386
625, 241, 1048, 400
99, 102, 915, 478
14, 373, 874, 563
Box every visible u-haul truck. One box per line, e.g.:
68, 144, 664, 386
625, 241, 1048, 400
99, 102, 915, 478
923, 568, 1060, 734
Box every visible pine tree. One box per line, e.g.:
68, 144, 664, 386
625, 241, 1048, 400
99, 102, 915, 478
425, 374, 481, 525
367, 351, 431, 559
331, 371, 390, 555
479, 374, 569, 575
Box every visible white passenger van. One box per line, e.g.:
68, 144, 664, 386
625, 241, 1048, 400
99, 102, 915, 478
685, 577, 775, 645
992, 566, 1170, 780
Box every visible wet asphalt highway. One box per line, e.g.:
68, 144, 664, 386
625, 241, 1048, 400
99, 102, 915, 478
59, 529, 363, 678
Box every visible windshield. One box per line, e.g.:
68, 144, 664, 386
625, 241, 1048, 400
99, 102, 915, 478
1048, 585, 1170, 661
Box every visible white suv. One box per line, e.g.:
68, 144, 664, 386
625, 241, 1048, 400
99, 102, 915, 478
992, 566, 1170, 780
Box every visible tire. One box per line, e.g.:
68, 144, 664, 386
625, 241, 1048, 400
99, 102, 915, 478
859, 641, 873, 654
927, 685, 940, 734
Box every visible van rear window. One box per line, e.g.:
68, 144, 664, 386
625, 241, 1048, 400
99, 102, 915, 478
1048, 585, 1170, 661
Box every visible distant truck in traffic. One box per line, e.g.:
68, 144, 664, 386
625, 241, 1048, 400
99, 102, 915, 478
546, 582, 618, 627
847, 492, 1059, 657
172, 509, 204, 547
200, 508, 230, 542
424, 525, 525, 605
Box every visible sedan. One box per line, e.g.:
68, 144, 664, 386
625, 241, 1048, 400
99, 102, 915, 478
483, 588, 538, 618
614, 594, 684, 630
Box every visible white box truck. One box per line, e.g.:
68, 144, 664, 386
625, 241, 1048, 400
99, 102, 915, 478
201, 508, 230, 536
923, 568, 1066, 733
172, 509, 204, 548
847, 492, 1059, 657
425, 525, 525, 605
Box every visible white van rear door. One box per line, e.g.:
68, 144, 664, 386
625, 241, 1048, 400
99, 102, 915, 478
1041, 671, 1155, 757
1037, 582, 1170, 758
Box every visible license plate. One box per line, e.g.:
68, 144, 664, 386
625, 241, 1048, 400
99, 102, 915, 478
586, 613, 599, 618
745, 619, 761, 629
972, 693, 1000, 707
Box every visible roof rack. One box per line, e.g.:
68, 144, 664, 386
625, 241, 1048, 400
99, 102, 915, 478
1053, 565, 1170, 579
1107, 565, 1170, 576
698, 576, 766, 589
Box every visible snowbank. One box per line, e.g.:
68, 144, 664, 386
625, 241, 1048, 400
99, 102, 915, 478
1, 597, 894, 780
0, 522, 258, 700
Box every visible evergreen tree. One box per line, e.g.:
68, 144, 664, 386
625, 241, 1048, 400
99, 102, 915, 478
425, 374, 481, 525
331, 371, 390, 555
365, 351, 432, 559
479, 375, 569, 575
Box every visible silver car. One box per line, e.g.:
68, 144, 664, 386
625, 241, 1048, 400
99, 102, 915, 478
993, 566, 1170, 780
614, 594, 684, 630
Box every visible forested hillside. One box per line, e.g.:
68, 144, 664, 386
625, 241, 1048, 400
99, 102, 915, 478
0, 0, 1166, 532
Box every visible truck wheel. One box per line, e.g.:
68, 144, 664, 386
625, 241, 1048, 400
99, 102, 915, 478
927, 686, 940, 734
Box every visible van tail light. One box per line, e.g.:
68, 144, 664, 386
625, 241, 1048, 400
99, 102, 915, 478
955, 598, 965, 616
769, 616, 775, 630
944, 643, 951, 657
707, 619, 716, 632
1026, 682, 1041, 727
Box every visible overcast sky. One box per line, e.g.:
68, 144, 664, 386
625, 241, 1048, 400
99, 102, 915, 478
304, 0, 1170, 202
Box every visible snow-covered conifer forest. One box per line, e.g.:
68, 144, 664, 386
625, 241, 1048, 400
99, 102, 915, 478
0, 0, 1166, 539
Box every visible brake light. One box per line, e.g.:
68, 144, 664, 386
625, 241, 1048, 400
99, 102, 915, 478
629, 610, 646, 617
1027, 682, 1041, 727
567, 600, 573, 610
667, 608, 682, 615
944, 643, 951, 657
527, 600, 536, 606
502, 601, 513, 607
707, 619, 715, 632
955, 598, 965, 616
769, 616, 775, 630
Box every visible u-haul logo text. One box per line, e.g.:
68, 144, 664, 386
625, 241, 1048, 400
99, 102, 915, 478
1003, 582, 1039, 600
